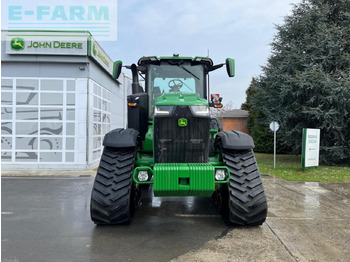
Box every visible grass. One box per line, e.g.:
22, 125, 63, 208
255, 153, 350, 182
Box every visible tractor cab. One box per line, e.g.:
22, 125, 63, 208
123, 55, 235, 140
141, 56, 210, 104
139, 55, 234, 110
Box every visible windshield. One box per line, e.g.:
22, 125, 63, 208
147, 63, 205, 114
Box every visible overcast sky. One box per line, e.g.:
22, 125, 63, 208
2, 0, 301, 108
100, 0, 301, 108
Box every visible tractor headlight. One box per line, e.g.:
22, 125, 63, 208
154, 106, 174, 116
215, 169, 227, 181
137, 170, 149, 182
190, 105, 210, 117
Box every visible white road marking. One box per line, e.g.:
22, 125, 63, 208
1, 212, 13, 215
175, 214, 220, 218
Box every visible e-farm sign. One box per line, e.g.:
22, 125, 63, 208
302, 128, 321, 169
1, 0, 117, 41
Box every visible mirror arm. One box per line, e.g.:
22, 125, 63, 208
208, 63, 225, 72
124, 65, 146, 72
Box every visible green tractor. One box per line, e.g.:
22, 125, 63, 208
90, 54, 268, 226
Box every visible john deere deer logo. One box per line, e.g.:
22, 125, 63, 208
11, 38, 25, 51
178, 118, 187, 127
92, 43, 97, 56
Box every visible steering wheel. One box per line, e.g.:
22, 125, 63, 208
168, 79, 183, 92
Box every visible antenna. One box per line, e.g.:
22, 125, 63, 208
207, 48, 210, 100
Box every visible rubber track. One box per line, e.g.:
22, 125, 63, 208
222, 149, 268, 226
90, 147, 136, 224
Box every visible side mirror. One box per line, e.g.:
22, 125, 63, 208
113, 60, 123, 79
226, 58, 235, 77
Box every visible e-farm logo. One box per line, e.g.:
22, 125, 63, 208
3, 1, 118, 41
11, 37, 25, 50
178, 118, 188, 127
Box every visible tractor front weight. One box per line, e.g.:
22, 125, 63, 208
133, 163, 230, 197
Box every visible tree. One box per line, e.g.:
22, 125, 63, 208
241, 78, 257, 112
210, 100, 234, 118
241, 78, 291, 153
242, 0, 350, 164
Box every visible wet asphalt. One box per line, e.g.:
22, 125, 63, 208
1, 175, 350, 262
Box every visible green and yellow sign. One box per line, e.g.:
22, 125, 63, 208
6, 32, 118, 80
178, 118, 187, 127
92, 42, 98, 56
89, 37, 114, 76
7, 34, 87, 55
10, 38, 25, 51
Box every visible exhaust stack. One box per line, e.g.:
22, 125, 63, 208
131, 64, 143, 94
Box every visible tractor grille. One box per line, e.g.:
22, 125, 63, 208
154, 106, 210, 163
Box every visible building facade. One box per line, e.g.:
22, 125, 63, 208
218, 109, 249, 134
1, 30, 131, 170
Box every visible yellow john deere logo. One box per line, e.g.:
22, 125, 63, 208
178, 118, 187, 127
92, 43, 97, 56
11, 38, 25, 51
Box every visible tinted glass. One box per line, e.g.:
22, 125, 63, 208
147, 63, 205, 115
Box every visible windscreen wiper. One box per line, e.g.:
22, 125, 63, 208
176, 64, 200, 80
180, 79, 194, 91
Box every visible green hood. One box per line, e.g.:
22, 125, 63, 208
155, 92, 208, 106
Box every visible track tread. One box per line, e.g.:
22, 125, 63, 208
231, 183, 247, 193
245, 171, 260, 181
95, 175, 113, 187
247, 179, 262, 189
230, 176, 245, 185
90, 147, 136, 224
221, 149, 268, 226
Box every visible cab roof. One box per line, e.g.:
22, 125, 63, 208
138, 55, 213, 66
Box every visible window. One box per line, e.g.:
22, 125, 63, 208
91, 81, 111, 162
1, 78, 77, 164
147, 63, 205, 115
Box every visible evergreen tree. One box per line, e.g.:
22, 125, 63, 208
242, 78, 291, 153
242, 0, 350, 164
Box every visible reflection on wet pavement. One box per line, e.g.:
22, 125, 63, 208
1, 178, 228, 262
174, 176, 350, 262
1, 176, 350, 262
263, 176, 350, 262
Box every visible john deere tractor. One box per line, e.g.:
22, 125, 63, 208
90, 55, 268, 226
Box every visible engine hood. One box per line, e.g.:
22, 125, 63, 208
155, 92, 208, 106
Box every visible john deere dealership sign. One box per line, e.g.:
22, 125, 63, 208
302, 128, 321, 169
89, 38, 114, 76
5, 32, 117, 78
6, 35, 87, 55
